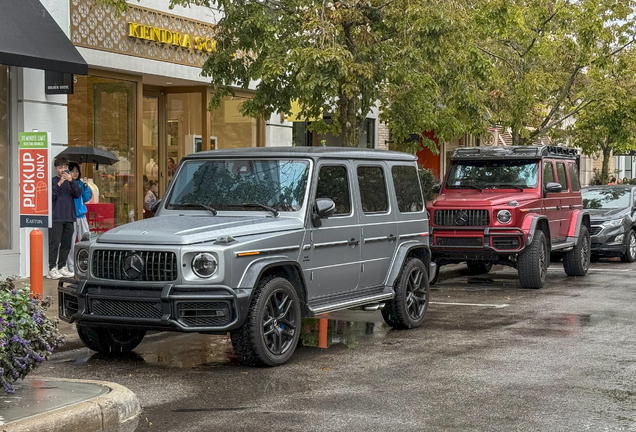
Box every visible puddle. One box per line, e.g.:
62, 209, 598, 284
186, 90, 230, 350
71, 314, 389, 369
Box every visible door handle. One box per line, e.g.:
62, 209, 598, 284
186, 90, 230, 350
387, 234, 396, 242
556, 206, 561, 210
348, 238, 360, 246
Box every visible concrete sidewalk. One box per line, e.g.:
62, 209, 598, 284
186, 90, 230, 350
1, 378, 140, 432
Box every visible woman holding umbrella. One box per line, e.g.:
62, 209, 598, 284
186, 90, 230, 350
65, 161, 92, 273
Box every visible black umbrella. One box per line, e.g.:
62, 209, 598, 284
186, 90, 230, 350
57, 146, 119, 169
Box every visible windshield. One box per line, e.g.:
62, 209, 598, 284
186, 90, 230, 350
167, 159, 310, 212
446, 160, 539, 189
582, 189, 631, 209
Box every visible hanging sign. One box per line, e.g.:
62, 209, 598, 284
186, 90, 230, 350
45, 71, 74, 95
19, 132, 52, 228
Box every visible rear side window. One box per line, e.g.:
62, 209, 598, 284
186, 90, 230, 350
568, 163, 580, 192
556, 162, 568, 190
392, 165, 424, 212
543, 162, 554, 185
316, 165, 351, 215
357, 166, 389, 213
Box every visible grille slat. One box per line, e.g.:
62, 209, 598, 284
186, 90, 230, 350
434, 209, 490, 226
590, 226, 602, 236
91, 299, 162, 319
436, 237, 483, 247
177, 302, 231, 327
92, 250, 177, 282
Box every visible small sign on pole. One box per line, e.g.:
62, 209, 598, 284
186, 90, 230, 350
19, 132, 52, 228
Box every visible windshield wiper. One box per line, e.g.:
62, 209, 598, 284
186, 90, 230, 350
241, 203, 280, 217
487, 184, 525, 192
170, 203, 218, 215
452, 184, 483, 192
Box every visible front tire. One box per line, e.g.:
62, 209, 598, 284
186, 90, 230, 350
77, 325, 146, 354
621, 230, 636, 263
563, 225, 590, 276
518, 230, 548, 289
382, 258, 429, 330
466, 261, 493, 275
230, 277, 301, 366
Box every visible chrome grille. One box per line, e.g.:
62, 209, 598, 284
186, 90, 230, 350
436, 237, 482, 247
90, 299, 162, 319
92, 250, 178, 282
590, 226, 602, 236
433, 209, 490, 226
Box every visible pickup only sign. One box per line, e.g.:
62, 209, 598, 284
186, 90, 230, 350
19, 132, 52, 228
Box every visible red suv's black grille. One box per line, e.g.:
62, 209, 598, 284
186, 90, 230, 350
436, 237, 483, 247
433, 209, 490, 226
92, 250, 178, 282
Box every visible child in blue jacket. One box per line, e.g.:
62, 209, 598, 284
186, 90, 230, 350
65, 161, 92, 274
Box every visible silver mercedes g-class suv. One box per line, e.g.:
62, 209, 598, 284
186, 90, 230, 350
58, 147, 433, 366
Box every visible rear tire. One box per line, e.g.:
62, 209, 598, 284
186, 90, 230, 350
382, 258, 429, 330
517, 230, 548, 289
77, 325, 146, 354
230, 276, 301, 366
466, 261, 493, 275
620, 230, 636, 263
563, 225, 590, 276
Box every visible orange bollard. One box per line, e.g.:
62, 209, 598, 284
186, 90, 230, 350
318, 318, 328, 349
30, 229, 43, 298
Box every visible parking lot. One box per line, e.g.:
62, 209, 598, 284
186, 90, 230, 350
40, 260, 636, 431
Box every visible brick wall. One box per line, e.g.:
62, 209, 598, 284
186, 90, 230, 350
378, 121, 390, 150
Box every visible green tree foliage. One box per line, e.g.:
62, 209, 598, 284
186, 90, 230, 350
474, 0, 636, 146
100, 0, 490, 149
571, 49, 636, 183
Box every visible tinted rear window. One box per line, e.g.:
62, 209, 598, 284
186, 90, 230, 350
392, 165, 424, 212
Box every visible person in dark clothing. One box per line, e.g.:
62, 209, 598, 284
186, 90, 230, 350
48, 156, 81, 279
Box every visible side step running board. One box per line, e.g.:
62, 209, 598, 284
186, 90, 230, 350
551, 242, 575, 251
308, 293, 394, 315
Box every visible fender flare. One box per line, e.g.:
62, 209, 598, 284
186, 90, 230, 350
566, 210, 591, 243
237, 256, 307, 293
522, 214, 549, 246
385, 241, 431, 288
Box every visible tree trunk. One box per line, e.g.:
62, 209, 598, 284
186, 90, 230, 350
339, 95, 358, 147
601, 144, 612, 183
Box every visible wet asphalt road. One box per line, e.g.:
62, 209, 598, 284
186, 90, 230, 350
39, 260, 636, 431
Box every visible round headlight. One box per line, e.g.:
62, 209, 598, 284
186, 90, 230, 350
77, 249, 89, 273
192, 253, 218, 278
497, 210, 512, 224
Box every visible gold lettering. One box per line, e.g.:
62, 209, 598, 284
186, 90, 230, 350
173, 32, 182, 46
127, 22, 138, 37
181, 34, 191, 49
195, 36, 203, 50
206, 39, 216, 52
143, 25, 151, 40
152, 27, 161, 42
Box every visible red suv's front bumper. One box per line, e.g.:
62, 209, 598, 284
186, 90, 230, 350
430, 226, 527, 261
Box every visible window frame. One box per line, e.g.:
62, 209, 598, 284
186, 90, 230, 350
556, 161, 569, 192
391, 164, 425, 213
314, 163, 353, 217
356, 164, 390, 215
567, 162, 580, 192
542, 161, 555, 186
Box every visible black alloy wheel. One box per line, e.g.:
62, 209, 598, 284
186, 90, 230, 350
382, 258, 430, 329
262, 289, 298, 356
564, 225, 591, 276
621, 230, 636, 263
405, 266, 428, 321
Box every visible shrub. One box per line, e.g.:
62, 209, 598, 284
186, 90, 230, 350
0, 277, 64, 394
418, 167, 440, 204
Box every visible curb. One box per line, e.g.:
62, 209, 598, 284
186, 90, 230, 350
3, 378, 140, 432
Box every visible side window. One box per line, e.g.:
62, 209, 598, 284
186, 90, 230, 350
556, 162, 568, 190
316, 165, 351, 215
568, 163, 580, 192
392, 165, 424, 212
357, 166, 389, 213
543, 161, 554, 185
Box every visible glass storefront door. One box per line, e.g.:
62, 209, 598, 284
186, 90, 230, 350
142, 94, 160, 213
166, 92, 202, 185
68, 75, 137, 228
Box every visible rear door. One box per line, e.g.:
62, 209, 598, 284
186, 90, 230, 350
354, 162, 397, 289
542, 160, 562, 240
555, 161, 571, 240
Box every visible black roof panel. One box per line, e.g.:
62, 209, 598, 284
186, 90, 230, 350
184, 146, 417, 162
451, 145, 578, 161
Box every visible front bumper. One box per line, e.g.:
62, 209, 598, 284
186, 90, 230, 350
590, 229, 627, 257
57, 279, 251, 334
430, 226, 526, 261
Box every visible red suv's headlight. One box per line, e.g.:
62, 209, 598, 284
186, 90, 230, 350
497, 209, 512, 224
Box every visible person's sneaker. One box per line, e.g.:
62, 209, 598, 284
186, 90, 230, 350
47, 268, 62, 279
59, 267, 74, 277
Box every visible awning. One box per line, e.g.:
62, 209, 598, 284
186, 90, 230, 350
0, 0, 88, 75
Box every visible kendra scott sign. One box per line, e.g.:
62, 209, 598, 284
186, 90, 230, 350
127, 22, 216, 52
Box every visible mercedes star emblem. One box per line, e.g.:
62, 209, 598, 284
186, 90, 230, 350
454, 210, 469, 226
123, 254, 144, 280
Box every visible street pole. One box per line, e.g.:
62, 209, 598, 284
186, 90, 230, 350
30, 229, 43, 297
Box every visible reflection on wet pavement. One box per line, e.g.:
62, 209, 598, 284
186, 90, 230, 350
70, 314, 390, 370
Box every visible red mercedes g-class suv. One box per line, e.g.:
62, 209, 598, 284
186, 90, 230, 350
428, 145, 590, 289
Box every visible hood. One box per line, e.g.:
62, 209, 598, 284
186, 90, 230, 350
587, 207, 629, 221
431, 190, 538, 207
97, 215, 304, 245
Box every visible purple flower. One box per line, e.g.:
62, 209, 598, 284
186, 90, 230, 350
2, 303, 12, 315
10, 289, 17, 295
11, 370, 18, 379
10, 334, 19, 343
32, 313, 43, 325
31, 352, 45, 362
4, 382, 15, 394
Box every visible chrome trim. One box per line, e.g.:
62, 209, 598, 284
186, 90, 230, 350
399, 232, 429, 239
313, 240, 350, 249
364, 236, 388, 243
303, 244, 311, 251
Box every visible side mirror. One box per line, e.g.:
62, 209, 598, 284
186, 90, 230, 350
544, 182, 563, 195
151, 199, 162, 215
313, 198, 336, 227
432, 183, 442, 193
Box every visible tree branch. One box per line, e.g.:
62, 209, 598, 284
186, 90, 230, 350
531, 99, 595, 138
475, 45, 518, 76
538, 65, 583, 131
